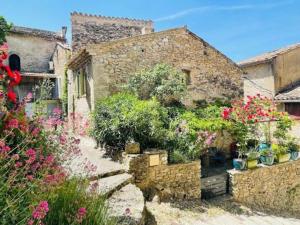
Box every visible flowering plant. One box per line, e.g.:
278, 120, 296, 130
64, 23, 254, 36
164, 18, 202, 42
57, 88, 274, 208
222, 94, 290, 158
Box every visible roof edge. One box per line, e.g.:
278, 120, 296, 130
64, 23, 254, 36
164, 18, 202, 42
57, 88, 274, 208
71, 11, 153, 25
10, 25, 66, 42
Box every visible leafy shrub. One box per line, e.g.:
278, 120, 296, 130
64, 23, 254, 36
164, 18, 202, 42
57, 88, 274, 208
0, 16, 11, 44
92, 93, 169, 150
127, 64, 187, 105
42, 179, 116, 225
167, 111, 229, 161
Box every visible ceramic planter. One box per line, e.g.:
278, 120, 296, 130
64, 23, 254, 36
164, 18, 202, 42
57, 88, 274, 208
277, 153, 291, 163
247, 159, 258, 169
290, 151, 299, 161
260, 155, 274, 166
233, 158, 246, 170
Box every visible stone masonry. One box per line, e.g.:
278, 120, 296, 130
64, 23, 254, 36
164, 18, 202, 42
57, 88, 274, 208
68, 27, 243, 116
71, 12, 153, 51
127, 150, 201, 200
228, 160, 300, 217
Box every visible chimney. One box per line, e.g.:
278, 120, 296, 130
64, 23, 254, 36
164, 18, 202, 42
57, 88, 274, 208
61, 26, 67, 39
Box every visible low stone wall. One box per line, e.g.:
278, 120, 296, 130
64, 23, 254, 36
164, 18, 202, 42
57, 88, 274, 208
128, 150, 201, 200
228, 160, 300, 216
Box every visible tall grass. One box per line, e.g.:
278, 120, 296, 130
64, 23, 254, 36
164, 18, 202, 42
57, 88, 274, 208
43, 179, 116, 225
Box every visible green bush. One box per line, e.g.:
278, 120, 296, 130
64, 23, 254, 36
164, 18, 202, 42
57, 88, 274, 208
0, 16, 11, 44
92, 93, 168, 150
127, 64, 187, 105
167, 111, 231, 161
42, 179, 116, 225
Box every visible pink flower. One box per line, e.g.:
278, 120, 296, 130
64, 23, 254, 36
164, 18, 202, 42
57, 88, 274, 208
12, 154, 20, 160
31, 127, 40, 137
15, 161, 23, 168
32, 201, 49, 220
26, 148, 36, 164
27, 219, 34, 225
44, 155, 54, 165
76, 207, 87, 223
26, 175, 34, 181
0, 140, 5, 148
1, 145, 11, 153
7, 118, 19, 129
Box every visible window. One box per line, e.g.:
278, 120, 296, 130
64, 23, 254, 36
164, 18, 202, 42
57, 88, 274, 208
9, 54, 21, 71
182, 69, 191, 85
285, 103, 300, 117
76, 68, 87, 97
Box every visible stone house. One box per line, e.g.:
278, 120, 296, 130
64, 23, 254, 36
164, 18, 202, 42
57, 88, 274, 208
239, 43, 300, 117
6, 25, 70, 114
67, 13, 243, 117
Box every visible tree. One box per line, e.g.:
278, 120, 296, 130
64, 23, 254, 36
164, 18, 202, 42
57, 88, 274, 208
127, 64, 187, 106
0, 16, 11, 45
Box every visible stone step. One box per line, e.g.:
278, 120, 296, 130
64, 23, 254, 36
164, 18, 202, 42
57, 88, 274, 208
89, 173, 133, 197
89, 169, 127, 181
107, 184, 145, 225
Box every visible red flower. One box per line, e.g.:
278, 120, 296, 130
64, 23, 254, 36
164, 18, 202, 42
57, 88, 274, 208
7, 89, 17, 103
221, 108, 231, 120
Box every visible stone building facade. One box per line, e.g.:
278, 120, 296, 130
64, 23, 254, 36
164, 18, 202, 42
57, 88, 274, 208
239, 43, 300, 117
68, 23, 243, 116
71, 12, 153, 51
6, 26, 70, 113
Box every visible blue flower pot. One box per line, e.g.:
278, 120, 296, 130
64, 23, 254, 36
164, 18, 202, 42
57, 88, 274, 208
290, 151, 299, 161
233, 158, 246, 170
260, 155, 274, 166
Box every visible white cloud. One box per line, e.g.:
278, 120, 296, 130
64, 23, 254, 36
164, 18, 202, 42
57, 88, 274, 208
154, 1, 294, 22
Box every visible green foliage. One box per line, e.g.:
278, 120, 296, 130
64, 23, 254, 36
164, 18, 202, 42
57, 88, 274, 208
273, 113, 293, 145
246, 150, 260, 160
272, 143, 289, 155
42, 179, 116, 225
62, 67, 68, 115
92, 93, 168, 150
127, 64, 187, 105
169, 150, 189, 164
167, 111, 230, 162
260, 148, 274, 157
287, 137, 299, 152
0, 16, 11, 44
194, 105, 225, 119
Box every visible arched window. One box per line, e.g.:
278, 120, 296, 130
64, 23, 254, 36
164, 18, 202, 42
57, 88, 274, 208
9, 54, 21, 71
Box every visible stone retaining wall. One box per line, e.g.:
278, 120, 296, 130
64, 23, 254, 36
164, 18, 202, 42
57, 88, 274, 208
128, 150, 201, 200
228, 160, 300, 216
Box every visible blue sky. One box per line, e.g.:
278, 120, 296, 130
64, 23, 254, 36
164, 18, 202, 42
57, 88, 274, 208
1, 0, 300, 62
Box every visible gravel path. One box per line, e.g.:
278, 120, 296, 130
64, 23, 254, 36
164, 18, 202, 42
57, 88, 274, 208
66, 136, 125, 178
146, 197, 300, 225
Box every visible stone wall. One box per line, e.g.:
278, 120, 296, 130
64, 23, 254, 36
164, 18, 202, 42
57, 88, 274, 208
128, 150, 201, 200
228, 160, 300, 216
88, 27, 243, 106
71, 12, 153, 51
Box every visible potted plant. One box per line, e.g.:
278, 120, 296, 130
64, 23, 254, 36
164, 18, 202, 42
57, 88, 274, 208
232, 142, 247, 170
287, 138, 299, 161
260, 148, 275, 166
246, 150, 260, 169
272, 144, 290, 163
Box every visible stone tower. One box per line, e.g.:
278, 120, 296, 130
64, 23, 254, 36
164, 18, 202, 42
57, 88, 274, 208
71, 12, 154, 51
